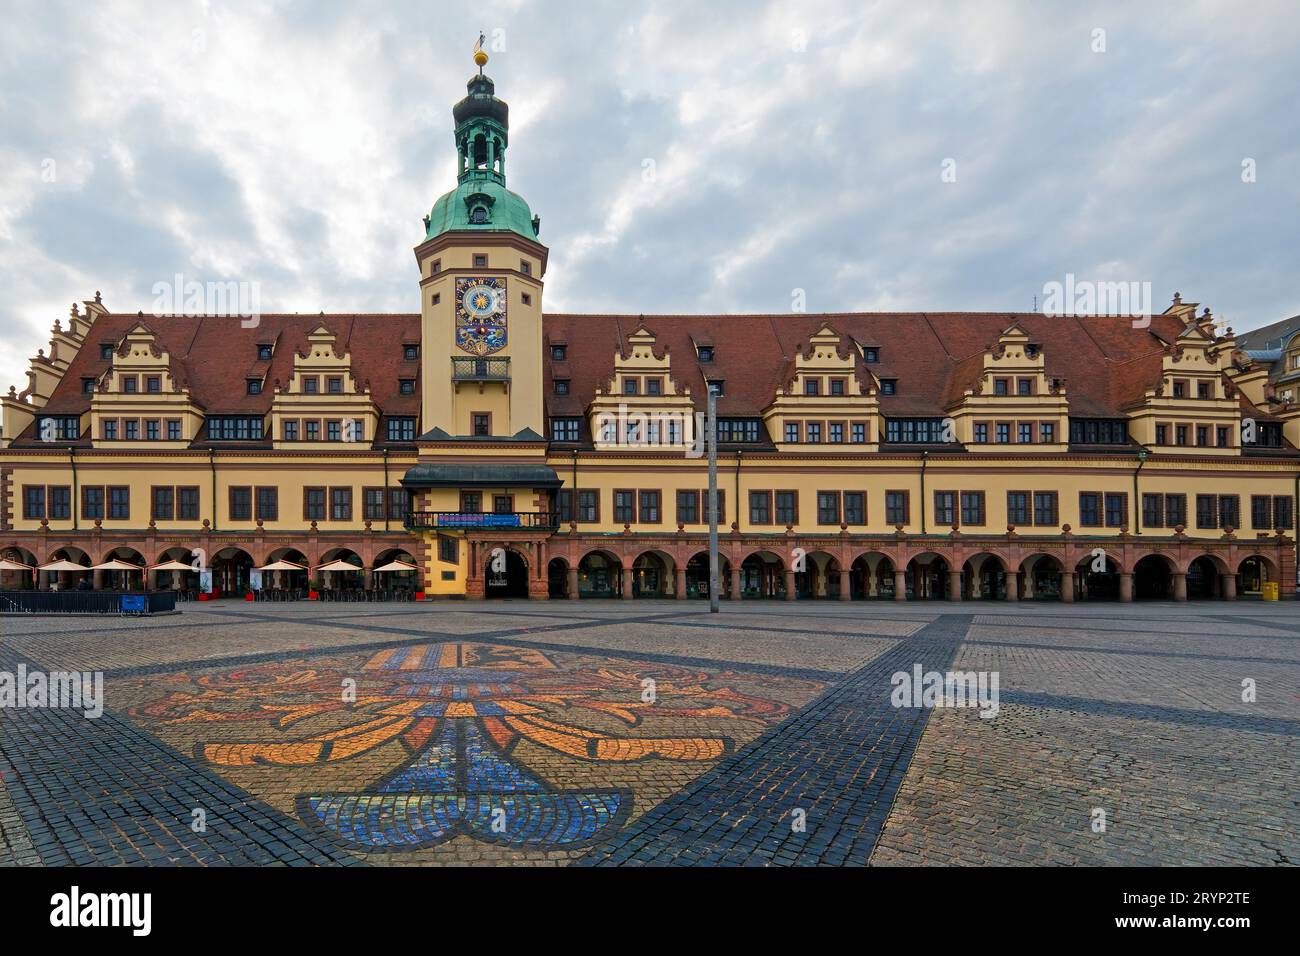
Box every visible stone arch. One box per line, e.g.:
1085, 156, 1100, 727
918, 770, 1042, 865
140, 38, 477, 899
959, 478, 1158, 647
1, 544, 40, 590
99, 545, 148, 590
630, 549, 675, 598
739, 549, 786, 599
1074, 551, 1121, 601
1236, 553, 1279, 596
797, 549, 841, 599
211, 546, 256, 597
903, 550, 950, 600
1185, 553, 1229, 600
964, 551, 1009, 600
685, 550, 732, 599
1133, 552, 1177, 600
1018, 552, 1065, 601
849, 550, 895, 600
576, 548, 622, 599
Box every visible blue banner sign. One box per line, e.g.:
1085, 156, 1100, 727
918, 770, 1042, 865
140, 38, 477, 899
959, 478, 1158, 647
121, 594, 148, 613
436, 513, 521, 528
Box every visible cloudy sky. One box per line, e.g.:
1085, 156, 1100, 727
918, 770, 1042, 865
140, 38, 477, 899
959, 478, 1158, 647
1, 0, 1297, 391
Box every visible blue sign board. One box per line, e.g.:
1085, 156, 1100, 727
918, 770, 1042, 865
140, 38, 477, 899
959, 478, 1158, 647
121, 594, 148, 614
436, 513, 521, 529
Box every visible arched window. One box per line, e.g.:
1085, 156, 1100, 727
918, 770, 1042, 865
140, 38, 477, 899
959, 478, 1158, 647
469, 205, 490, 224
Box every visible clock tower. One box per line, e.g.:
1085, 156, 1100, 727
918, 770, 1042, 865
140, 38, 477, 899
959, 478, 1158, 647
414, 47, 548, 439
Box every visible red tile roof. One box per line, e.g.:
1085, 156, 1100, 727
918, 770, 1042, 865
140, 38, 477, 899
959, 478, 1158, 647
24, 309, 1192, 445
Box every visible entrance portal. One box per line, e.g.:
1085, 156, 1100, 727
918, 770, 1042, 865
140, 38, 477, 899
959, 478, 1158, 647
484, 549, 528, 598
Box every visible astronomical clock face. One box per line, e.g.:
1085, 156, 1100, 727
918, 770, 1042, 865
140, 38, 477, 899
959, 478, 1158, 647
455, 277, 507, 356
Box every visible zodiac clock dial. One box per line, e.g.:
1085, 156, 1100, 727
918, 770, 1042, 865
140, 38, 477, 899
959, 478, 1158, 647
455, 277, 507, 356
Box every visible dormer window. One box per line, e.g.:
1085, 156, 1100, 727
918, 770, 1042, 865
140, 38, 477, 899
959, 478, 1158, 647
707, 380, 725, 397
246, 380, 262, 395
1026, 343, 1041, 358
399, 379, 416, 395
469, 205, 490, 224
863, 347, 879, 363
404, 345, 420, 361
880, 379, 897, 396
551, 345, 567, 361
554, 379, 570, 395
697, 346, 715, 363
100, 344, 114, 360
257, 344, 273, 361
81, 377, 95, 394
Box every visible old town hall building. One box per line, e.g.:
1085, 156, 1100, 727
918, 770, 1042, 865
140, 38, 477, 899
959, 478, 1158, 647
2, 56, 1297, 603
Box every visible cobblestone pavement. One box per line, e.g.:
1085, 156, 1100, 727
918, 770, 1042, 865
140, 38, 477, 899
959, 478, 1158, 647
1, 599, 1296, 865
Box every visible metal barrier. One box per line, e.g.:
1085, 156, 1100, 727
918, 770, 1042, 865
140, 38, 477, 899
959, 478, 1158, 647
0, 591, 179, 615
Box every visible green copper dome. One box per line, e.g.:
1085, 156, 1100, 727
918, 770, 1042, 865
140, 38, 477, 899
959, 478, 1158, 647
422, 72, 541, 244
423, 173, 540, 242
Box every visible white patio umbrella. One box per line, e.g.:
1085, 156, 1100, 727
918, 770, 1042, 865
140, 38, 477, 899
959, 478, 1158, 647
259, 560, 306, 571
150, 559, 194, 572
40, 559, 91, 572
372, 560, 419, 573
0, 558, 33, 571
92, 558, 144, 590
315, 559, 362, 573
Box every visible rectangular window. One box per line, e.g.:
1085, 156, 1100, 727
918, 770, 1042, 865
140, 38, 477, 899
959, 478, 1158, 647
1040, 422, 1055, 443
702, 489, 726, 525
103, 420, 118, 441
784, 422, 800, 443
613, 490, 636, 524
1006, 492, 1029, 526
993, 378, 1008, 396
255, 487, 278, 522
460, 491, 481, 513
1033, 491, 1058, 527
974, 423, 988, 443
330, 487, 353, 521
843, 491, 865, 525
1018, 423, 1033, 444
817, 491, 840, 525
1195, 494, 1216, 529
1274, 496, 1293, 530
646, 378, 662, 396
229, 486, 253, 521
804, 378, 820, 396
207, 416, 265, 441
1218, 495, 1239, 530
388, 488, 408, 522
749, 490, 772, 525
439, 536, 457, 564
639, 490, 661, 523
1143, 493, 1164, 529
829, 422, 844, 443
83, 486, 105, 521
1165, 494, 1186, 528
23, 485, 46, 520
885, 490, 909, 526
472, 414, 490, 436
109, 486, 130, 520
551, 345, 566, 361
1216, 426, 1229, 448
125, 420, 139, 441
995, 423, 1010, 443
1175, 425, 1188, 446
1251, 495, 1271, 530
554, 379, 569, 395
1017, 378, 1032, 396
386, 417, 417, 442
934, 491, 956, 527
123, 376, 138, 394
851, 422, 866, 443
45, 486, 70, 521
304, 488, 326, 522
151, 486, 174, 522
806, 422, 822, 443
178, 487, 200, 521
145, 420, 160, 441
961, 491, 984, 526
327, 420, 342, 442
493, 495, 514, 515
167, 419, 183, 441
399, 379, 415, 395
1104, 493, 1127, 528
577, 490, 599, 523
1079, 492, 1101, 527
1195, 425, 1208, 447
623, 378, 639, 396
327, 377, 343, 394
677, 490, 699, 524
364, 488, 387, 522
305, 420, 320, 441
303, 377, 319, 394
550, 417, 580, 442
557, 490, 574, 524
775, 491, 798, 526
830, 378, 845, 396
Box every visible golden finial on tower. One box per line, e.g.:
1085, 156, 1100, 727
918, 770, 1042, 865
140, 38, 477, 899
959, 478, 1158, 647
473, 32, 488, 71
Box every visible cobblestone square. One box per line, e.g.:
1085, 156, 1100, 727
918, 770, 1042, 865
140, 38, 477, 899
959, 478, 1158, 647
1, 600, 1296, 866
